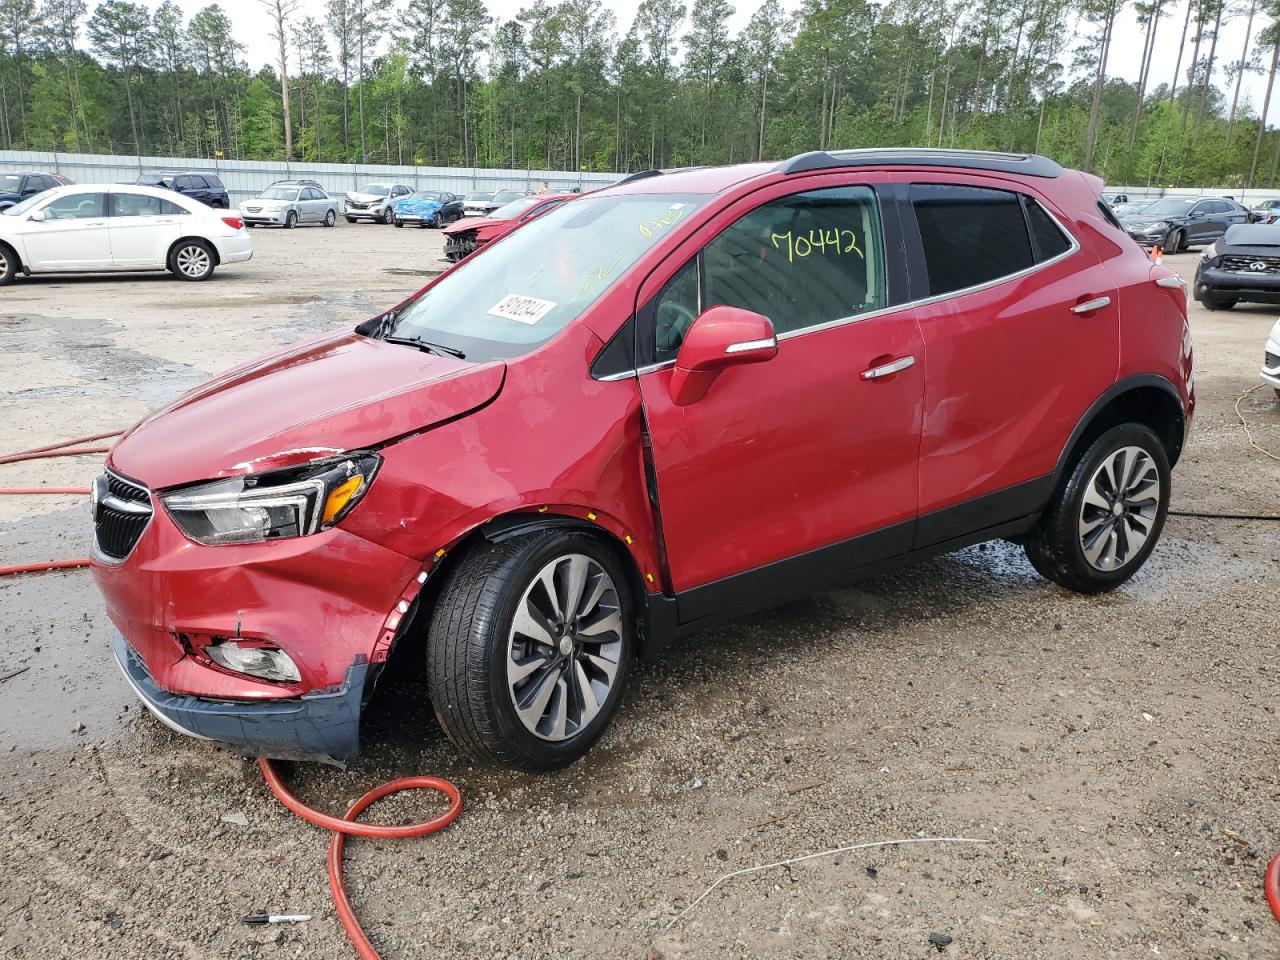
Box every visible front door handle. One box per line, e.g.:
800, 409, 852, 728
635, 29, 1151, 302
1070, 296, 1111, 315
861, 355, 916, 380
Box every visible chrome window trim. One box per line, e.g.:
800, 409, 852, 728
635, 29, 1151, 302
599, 196, 1080, 378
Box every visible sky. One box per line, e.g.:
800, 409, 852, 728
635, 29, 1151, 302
164, 0, 1280, 129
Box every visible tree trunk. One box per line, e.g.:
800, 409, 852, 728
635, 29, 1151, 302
1227, 0, 1256, 142
277, 26, 293, 158
1180, 0, 1204, 132
1248, 39, 1279, 188
1130, 0, 1162, 150
1083, 3, 1115, 172
757, 67, 768, 161
1170, 0, 1192, 99
1197, 0, 1223, 124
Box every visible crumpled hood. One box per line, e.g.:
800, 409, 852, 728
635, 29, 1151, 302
1122, 216, 1174, 227
346, 191, 385, 204
443, 216, 489, 235
109, 332, 505, 489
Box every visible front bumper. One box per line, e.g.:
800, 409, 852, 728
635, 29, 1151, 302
396, 213, 435, 225
240, 207, 289, 225
444, 236, 478, 261
1195, 265, 1280, 303
113, 631, 367, 765
345, 204, 385, 220
1263, 334, 1280, 389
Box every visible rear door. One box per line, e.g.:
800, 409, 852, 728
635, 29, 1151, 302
107, 191, 185, 267
901, 178, 1118, 545
635, 175, 925, 618
22, 191, 112, 270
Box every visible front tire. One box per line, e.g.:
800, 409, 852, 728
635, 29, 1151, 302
427, 531, 633, 771
1163, 229, 1184, 254
284, 210, 298, 229
169, 240, 216, 281
1024, 423, 1170, 593
324, 209, 337, 227
1202, 296, 1236, 310
0, 243, 18, 285
345, 215, 357, 224
380, 206, 393, 225
394, 216, 404, 228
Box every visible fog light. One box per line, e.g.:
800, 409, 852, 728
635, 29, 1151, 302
206, 641, 301, 683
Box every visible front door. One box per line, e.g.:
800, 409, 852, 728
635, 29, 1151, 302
635, 178, 924, 621
22, 191, 112, 271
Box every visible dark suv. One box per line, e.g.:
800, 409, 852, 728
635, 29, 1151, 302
0, 171, 72, 210
1119, 196, 1249, 253
135, 171, 230, 208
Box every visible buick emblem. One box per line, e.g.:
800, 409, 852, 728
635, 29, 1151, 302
1251, 260, 1267, 271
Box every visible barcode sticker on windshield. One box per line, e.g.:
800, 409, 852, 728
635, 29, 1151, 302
487, 294, 557, 325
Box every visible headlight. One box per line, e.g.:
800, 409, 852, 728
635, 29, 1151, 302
161, 454, 379, 545
1202, 242, 1217, 260
1142, 221, 1169, 234
206, 640, 300, 683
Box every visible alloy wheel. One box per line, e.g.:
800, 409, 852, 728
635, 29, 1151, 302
176, 245, 210, 278
506, 554, 623, 742
1078, 445, 1160, 572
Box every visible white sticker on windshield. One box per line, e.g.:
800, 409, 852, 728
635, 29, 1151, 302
487, 293, 557, 325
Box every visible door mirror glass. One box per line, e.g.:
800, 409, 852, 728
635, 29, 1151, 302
669, 305, 777, 406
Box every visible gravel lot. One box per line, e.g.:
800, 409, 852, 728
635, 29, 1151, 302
1, 230, 1278, 960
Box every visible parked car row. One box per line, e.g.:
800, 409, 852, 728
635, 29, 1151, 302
441, 193, 576, 261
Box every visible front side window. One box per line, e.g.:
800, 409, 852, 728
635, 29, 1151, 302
41, 192, 106, 219
653, 185, 887, 361
386, 193, 706, 361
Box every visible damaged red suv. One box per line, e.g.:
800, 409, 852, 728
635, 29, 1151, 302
93, 149, 1194, 771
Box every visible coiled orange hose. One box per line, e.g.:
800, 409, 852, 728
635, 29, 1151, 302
258, 758, 463, 959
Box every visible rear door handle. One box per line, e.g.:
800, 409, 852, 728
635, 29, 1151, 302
861, 356, 916, 380
1070, 296, 1111, 315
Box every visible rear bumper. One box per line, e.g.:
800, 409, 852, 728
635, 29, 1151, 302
113, 631, 367, 766
213, 233, 254, 264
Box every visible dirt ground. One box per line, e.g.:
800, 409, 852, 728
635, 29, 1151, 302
1, 227, 1279, 960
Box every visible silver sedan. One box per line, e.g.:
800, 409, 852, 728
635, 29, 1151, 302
240, 182, 338, 228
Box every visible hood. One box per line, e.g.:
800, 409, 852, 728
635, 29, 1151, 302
396, 197, 442, 211
443, 216, 489, 235
346, 191, 385, 203
1218, 223, 1280, 250
109, 332, 506, 489
1121, 215, 1173, 227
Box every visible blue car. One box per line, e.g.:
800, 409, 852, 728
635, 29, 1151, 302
393, 190, 460, 229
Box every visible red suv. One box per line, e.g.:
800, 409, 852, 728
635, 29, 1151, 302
92, 150, 1194, 771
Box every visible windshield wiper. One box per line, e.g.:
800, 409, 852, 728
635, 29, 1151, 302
382, 335, 466, 359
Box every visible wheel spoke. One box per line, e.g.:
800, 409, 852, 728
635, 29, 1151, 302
1082, 482, 1111, 514
536, 565, 563, 621
546, 676, 569, 739
561, 555, 589, 619
579, 574, 608, 619
579, 608, 621, 639
584, 651, 619, 683
513, 598, 555, 646
509, 649, 551, 683
573, 660, 601, 729
1082, 520, 1113, 565
515, 664, 560, 728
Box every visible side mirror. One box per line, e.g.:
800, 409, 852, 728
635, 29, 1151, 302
28, 209, 46, 222
669, 305, 777, 406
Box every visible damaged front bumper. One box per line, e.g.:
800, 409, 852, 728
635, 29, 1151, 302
113, 631, 369, 766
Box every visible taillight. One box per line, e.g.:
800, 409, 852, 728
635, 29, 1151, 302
221, 216, 244, 230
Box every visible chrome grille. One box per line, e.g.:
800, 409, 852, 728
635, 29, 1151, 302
1219, 254, 1280, 274
93, 471, 153, 562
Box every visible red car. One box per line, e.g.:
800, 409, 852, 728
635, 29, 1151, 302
441, 192, 575, 261
93, 149, 1194, 770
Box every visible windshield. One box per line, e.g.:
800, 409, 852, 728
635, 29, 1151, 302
259, 187, 298, 201
359, 183, 390, 195
488, 197, 545, 220
411, 191, 443, 201
1138, 198, 1198, 218
492, 190, 524, 204
136, 175, 169, 186
4, 192, 47, 216
464, 192, 492, 202
386, 193, 705, 361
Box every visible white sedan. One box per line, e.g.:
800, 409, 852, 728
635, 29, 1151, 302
0, 184, 252, 284
1263, 317, 1280, 398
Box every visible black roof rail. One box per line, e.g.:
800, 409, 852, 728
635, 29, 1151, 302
614, 169, 664, 185
776, 148, 1062, 179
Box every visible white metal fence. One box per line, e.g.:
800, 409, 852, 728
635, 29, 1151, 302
0, 150, 621, 203
1106, 185, 1280, 204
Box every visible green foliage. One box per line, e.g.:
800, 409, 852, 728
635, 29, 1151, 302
0, 0, 1275, 185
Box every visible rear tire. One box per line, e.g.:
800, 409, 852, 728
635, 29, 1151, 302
427, 531, 633, 771
168, 239, 216, 282
1024, 423, 1170, 593
0, 243, 18, 285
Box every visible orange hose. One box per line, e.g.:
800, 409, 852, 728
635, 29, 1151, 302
0, 487, 91, 495
0, 558, 90, 577
1267, 850, 1280, 924
258, 758, 463, 959
0, 446, 111, 465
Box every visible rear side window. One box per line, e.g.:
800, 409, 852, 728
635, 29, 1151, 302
206, 175, 224, 189
1025, 201, 1071, 260
910, 184, 1034, 296
1096, 200, 1123, 229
